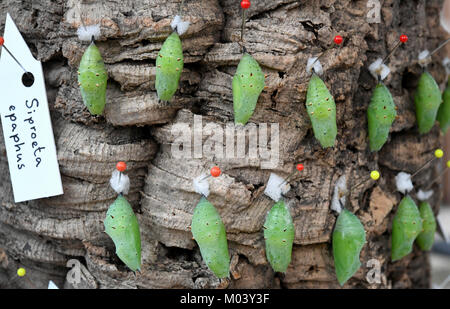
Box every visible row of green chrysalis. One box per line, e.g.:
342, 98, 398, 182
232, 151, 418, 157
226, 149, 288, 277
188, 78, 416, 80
101, 192, 436, 285
368, 71, 450, 152
76, 39, 450, 152
331, 194, 437, 286
309, 71, 450, 152
391, 195, 437, 261
191, 197, 295, 278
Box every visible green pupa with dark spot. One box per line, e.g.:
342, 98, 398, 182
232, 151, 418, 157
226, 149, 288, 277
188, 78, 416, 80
263, 200, 295, 273
104, 195, 141, 272
416, 201, 436, 251
306, 74, 337, 148
232, 53, 265, 125
437, 78, 450, 134
191, 197, 230, 278
78, 42, 108, 115
332, 209, 366, 286
414, 71, 442, 134
367, 83, 397, 151
391, 195, 423, 261
155, 32, 184, 101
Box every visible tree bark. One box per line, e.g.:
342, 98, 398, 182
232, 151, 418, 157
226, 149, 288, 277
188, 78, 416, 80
0, 0, 447, 289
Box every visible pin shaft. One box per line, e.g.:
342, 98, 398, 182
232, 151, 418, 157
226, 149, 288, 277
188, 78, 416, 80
429, 37, 450, 57
410, 157, 436, 179
241, 8, 246, 42
423, 168, 448, 190
382, 41, 402, 64
1, 44, 27, 73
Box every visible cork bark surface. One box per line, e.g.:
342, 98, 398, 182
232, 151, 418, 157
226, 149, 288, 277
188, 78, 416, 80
0, 0, 448, 289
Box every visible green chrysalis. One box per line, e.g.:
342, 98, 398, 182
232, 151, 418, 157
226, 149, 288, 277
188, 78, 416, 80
263, 200, 295, 273
191, 197, 230, 278
332, 209, 366, 286
232, 53, 265, 125
367, 83, 397, 151
104, 195, 141, 272
437, 78, 450, 133
414, 71, 442, 134
391, 195, 423, 261
78, 42, 108, 115
416, 201, 436, 251
306, 74, 337, 148
155, 32, 184, 101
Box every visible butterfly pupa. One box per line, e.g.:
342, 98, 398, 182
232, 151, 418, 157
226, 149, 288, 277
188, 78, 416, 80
332, 209, 366, 286
263, 200, 295, 273
155, 32, 184, 101
367, 83, 397, 151
306, 74, 337, 148
191, 197, 230, 278
104, 195, 141, 272
437, 78, 450, 133
232, 53, 265, 125
78, 42, 108, 115
416, 201, 436, 251
414, 71, 442, 134
391, 195, 423, 261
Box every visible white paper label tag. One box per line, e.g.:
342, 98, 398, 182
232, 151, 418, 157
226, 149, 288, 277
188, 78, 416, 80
0, 13, 63, 203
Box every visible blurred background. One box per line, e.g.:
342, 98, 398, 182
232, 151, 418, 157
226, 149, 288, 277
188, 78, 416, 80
430, 0, 450, 289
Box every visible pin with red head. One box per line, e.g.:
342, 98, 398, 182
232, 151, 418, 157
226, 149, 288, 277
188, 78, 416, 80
110, 161, 130, 195
309, 35, 344, 75
193, 166, 222, 197
0, 36, 29, 73
240, 1, 251, 42
278, 163, 304, 187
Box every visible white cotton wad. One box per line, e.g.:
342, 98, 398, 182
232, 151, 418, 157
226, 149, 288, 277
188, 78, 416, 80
368, 58, 390, 81
171, 15, 190, 36
77, 24, 101, 42
331, 175, 347, 213
48, 280, 59, 289
193, 174, 210, 197
264, 173, 291, 202
306, 57, 323, 75
443, 57, 450, 76
417, 189, 433, 201
395, 172, 414, 194
418, 50, 431, 67
109, 170, 130, 195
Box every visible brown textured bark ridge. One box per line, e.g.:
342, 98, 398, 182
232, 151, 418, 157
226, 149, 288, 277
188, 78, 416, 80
0, 0, 447, 289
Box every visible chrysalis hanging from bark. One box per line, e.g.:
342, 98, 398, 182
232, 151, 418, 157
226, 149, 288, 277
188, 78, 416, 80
414, 71, 442, 134
78, 35, 108, 115
104, 195, 141, 272
306, 74, 337, 148
437, 78, 450, 133
332, 209, 366, 286
191, 197, 230, 278
391, 195, 423, 261
263, 200, 295, 273
416, 201, 436, 251
155, 32, 184, 101
367, 83, 397, 151
232, 53, 265, 125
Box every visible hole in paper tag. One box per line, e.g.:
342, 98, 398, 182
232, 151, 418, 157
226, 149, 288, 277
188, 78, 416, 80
22, 72, 34, 87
